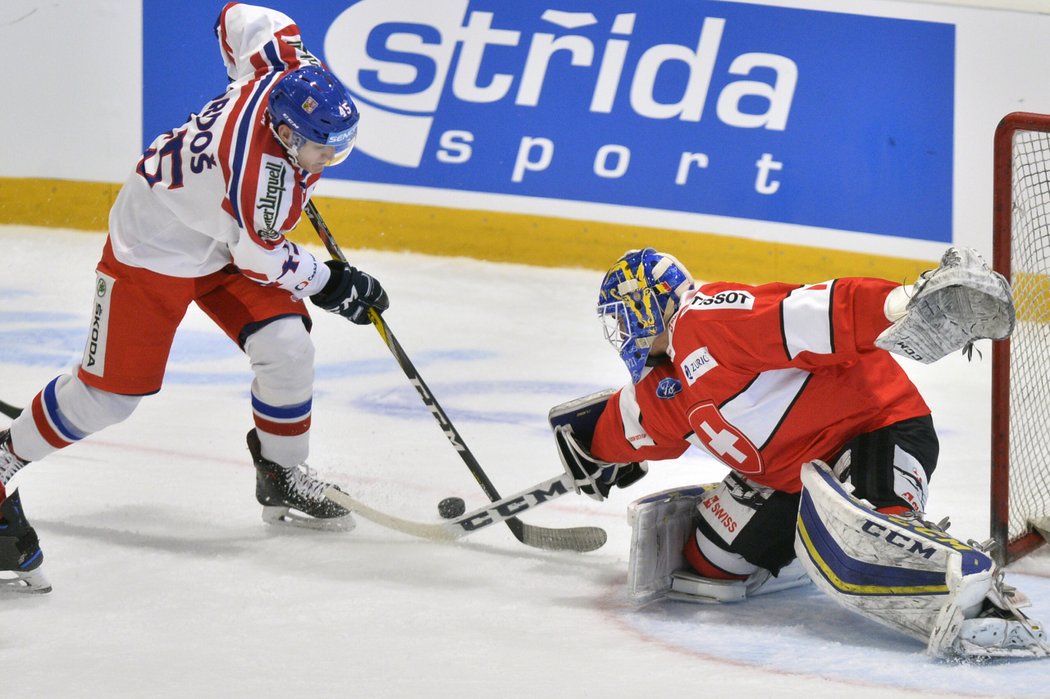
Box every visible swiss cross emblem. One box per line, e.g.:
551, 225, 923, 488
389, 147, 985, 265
686, 401, 764, 475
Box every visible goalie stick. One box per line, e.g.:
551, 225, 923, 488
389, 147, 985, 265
303, 202, 607, 553
325, 472, 605, 549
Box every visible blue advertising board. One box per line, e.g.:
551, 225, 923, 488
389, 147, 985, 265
144, 1, 954, 242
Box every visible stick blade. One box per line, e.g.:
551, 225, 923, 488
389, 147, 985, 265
509, 518, 608, 552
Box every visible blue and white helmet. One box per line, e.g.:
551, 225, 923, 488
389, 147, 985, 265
597, 248, 693, 383
267, 66, 359, 166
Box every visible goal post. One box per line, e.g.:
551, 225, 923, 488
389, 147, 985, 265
991, 111, 1050, 565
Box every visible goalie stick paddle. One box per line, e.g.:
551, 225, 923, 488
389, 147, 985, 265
325, 473, 605, 550
0, 400, 23, 420
303, 202, 607, 553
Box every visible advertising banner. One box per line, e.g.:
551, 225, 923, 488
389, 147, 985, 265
144, 1, 955, 241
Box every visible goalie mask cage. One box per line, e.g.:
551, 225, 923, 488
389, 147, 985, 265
991, 111, 1050, 565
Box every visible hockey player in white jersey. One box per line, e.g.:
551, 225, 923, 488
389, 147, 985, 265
0, 3, 388, 593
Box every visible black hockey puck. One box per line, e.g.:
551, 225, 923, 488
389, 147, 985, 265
438, 496, 466, 519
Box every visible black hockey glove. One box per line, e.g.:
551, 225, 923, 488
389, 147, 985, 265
311, 260, 389, 325
554, 424, 648, 502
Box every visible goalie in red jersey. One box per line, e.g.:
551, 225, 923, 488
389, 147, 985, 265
549, 246, 1049, 658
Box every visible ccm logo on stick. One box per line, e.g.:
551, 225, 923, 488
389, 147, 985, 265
455, 479, 570, 531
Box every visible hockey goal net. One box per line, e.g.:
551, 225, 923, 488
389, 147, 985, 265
991, 112, 1050, 564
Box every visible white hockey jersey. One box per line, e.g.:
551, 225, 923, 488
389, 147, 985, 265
107, 2, 330, 297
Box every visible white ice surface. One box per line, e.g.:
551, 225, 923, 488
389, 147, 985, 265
2, 227, 1049, 698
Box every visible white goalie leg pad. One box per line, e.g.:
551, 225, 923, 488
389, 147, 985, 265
795, 461, 995, 646
931, 567, 1050, 658
627, 485, 809, 605
626, 485, 712, 604
875, 246, 1015, 363
952, 617, 1049, 658
797, 461, 1050, 658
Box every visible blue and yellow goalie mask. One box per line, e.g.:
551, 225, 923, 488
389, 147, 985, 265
597, 248, 693, 383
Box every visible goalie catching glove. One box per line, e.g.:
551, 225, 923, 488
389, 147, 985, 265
876, 246, 1014, 363
550, 390, 648, 502
311, 260, 389, 324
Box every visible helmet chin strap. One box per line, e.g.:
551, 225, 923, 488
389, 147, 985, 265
270, 122, 305, 169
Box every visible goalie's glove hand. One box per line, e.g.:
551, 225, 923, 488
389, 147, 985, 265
554, 424, 648, 501
311, 260, 389, 325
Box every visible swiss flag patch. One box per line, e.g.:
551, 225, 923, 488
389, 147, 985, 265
687, 401, 764, 475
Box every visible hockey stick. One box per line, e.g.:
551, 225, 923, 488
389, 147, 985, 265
303, 201, 606, 552
0, 387, 603, 549
324, 472, 590, 544
0, 400, 23, 420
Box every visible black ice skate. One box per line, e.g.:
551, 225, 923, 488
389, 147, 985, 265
0, 489, 51, 594
247, 429, 355, 532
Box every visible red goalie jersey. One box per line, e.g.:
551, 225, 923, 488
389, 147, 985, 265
590, 278, 931, 493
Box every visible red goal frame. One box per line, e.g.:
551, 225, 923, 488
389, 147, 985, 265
991, 111, 1050, 564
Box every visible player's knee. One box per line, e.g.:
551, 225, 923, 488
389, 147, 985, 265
245, 317, 315, 389
61, 375, 142, 431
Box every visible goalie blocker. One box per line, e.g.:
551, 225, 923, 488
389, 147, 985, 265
549, 390, 648, 501
796, 460, 1049, 659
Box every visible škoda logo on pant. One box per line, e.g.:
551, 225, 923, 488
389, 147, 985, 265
82, 272, 115, 376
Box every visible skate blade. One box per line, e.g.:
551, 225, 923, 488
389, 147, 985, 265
261, 506, 355, 532
0, 569, 52, 594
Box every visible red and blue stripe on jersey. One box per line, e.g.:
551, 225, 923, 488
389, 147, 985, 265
217, 9, 320, 261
